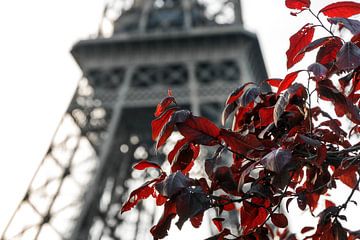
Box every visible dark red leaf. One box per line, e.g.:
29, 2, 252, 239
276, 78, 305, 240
155, 171, 192, 198
133, 160, 161, 171
334, 165, 359, 189
328, 17, 360, 35
212, 218, 225, 232
240, 199, 268, 234
301, 226, 315, 234
299, 37, 336, 56
274, 83, 307, 126
352, 32, 360, 45
316, 37, 343, 67
170, 143, 194, 173
317, 79, 360, 124
271, 213, 288, 228
277, 71, 302, 95
175, 186, 211, 229
204, 228, 231, 240
318, 119, 346, 137
285, 0, 310, 10
286, 198, 294, 213
152, 107, 178, 141
307, 63, 327, 80
156, 110, 191, 149
219, 129, 263, 155
336, 42, 360, 71
319, 1, 360, 18
286, 24, 315, 69
177, 116, 220, 145
150, 201, 177, 239
261, 148, 292, 173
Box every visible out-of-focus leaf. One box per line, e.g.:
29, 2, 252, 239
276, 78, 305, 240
261, 148, 292, 173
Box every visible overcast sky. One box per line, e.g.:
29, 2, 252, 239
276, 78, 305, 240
0, 0, 347, 236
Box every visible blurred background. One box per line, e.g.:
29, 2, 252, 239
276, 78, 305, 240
1, 0, 355, 239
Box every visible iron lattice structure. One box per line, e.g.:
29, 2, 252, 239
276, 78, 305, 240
1, 1, 268, 239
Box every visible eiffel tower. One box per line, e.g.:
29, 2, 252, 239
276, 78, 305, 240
1, 1, 267, 239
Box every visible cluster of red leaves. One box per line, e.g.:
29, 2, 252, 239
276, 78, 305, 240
122, 1, 360, 239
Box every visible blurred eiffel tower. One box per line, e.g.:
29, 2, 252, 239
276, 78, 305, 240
1, 0, 267, 239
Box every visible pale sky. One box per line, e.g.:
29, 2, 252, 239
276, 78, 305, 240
0, 0, 356, 238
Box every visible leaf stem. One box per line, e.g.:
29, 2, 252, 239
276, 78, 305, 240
308, 9, 334, 37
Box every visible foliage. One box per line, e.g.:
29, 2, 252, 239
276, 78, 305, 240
122, 1, 360, 239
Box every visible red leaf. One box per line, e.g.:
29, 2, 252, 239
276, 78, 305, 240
334, 165, 359, 189
156, 110, 191, 149
156, 194, 167, 206
258, 107, 275, 127
190, 212, 204, 228
168, 138, 188, 164
285, 0, 310, 10
151, 107, 178, 141
133, 160, 162, 171
271, 213, 288, 228
319, 1, 360, 18
266, 78, 282, 88
316, 37, 343, 67
150, 201, 177, 239
212, 218, 225, 232
240, 199, 268, 234
155, 96, 176, 117
177, 116, 220, 145
286, 24, 315, 69
325, 200, 336, 208
121, 185, 154, 213
121, 173, 166, 213
261, 148, 292, 173
328, 17, 360, 35
276, 70, 301, 95
336, 42, 360, 71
